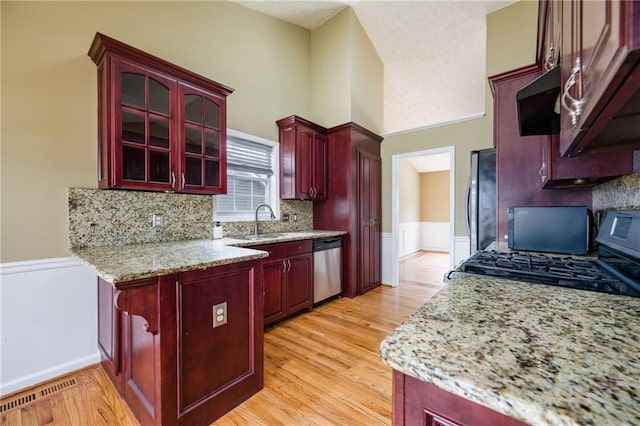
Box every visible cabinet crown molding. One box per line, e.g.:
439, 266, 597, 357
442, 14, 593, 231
88, 32, 234, 96
276, 115, 327, 132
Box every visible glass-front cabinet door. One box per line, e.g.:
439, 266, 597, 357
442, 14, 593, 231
114, 59, 177, 191
89, 32, 233, 195
179, 83, 226, 194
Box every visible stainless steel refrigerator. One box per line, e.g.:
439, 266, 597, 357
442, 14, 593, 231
466, 149, 496, 254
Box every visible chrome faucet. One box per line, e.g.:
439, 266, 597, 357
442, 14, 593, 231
254, 203, 276, 237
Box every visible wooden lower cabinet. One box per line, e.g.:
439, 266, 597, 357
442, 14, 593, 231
97, 260, 263, 426
262, 257, 286, 324
97, 277, 123, 393
255, 240, 313, 326
392, 371, 527, 426
285, 253, 313, 312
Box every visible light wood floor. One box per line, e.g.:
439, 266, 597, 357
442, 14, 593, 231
399, 250, 449, 287
0, 253, 448, 426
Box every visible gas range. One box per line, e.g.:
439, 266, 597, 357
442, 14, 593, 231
456, 210, 640, 298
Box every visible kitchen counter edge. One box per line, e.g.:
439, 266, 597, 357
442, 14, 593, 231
70, 230, 346, 285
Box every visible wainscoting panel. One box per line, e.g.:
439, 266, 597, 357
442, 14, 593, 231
420, 222, 450, 252
398, 223, 422, 257
0, 258, 100, 396
454, 236, 470, 266
381, 233, 392, 285
398, 222, 451, 256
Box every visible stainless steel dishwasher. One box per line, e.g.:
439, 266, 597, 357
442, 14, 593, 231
313, 237, 343, 305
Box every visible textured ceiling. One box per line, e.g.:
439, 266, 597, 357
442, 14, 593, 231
408, 152, 451, 173
234, 0, 514, 135
235, 0, 349, 29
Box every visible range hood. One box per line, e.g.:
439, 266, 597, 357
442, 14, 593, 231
516, 65, 561, 136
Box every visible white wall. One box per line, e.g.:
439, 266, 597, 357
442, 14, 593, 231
398, 222, 450, 256
0, 258, 99, 395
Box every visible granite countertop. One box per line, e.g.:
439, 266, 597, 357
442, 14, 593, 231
380, 272, 640, 425
70, 230, 345, 284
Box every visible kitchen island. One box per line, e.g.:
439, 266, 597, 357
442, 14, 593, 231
71, 239, 269, 426
380, 272, 640, 426
70, 231, 344, 426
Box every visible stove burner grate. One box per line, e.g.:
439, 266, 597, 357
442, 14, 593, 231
459, 250, 637, 297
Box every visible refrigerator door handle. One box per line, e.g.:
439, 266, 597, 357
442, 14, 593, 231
465, 177, 471, 237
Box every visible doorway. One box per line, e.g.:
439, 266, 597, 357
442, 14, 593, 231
390, 147, 455, 287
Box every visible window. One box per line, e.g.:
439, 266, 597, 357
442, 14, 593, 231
215, 129, 279, 221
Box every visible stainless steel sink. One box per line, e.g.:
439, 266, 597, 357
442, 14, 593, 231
235, 233, 296, 241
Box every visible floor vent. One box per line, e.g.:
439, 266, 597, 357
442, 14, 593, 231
0, 393, 37, 413
40, 378, 77, 397
0, 378, 77, 413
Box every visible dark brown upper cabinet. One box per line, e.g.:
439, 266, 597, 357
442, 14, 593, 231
556, 0, 640, 156
539, 0, 561, 73
528, 1, 633, 187
276, 115, 328, 201
88, 33, 233, 194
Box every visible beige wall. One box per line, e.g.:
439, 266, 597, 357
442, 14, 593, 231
348, 9, 384, 133
381, 0, 538, 235
310, 8, 352, 126
1, 1, 310, 262
1, 1, 534, 261
420, 171, 450, 222
310, 7, 383, 132
486, 1, 539, 76
397, 159, 421, 223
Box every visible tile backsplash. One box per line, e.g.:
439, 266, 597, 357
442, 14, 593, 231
68, 188, 313, 248
218, 199, 313, 237
69, 188, 213, 248
592, 172, 640, 213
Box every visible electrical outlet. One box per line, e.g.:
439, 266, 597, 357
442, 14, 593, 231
282, 213, 290, 222
212, 302, 227, 328
152, 214, 164, 227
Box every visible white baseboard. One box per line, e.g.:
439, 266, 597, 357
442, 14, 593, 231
0, 257, 99, 396
0, 353, 100, 396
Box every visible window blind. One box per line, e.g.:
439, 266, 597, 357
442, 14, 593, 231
226, 136, 273, 176
216, 136, 274, 214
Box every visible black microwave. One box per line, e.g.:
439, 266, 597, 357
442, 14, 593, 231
507, 206, 591, 255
